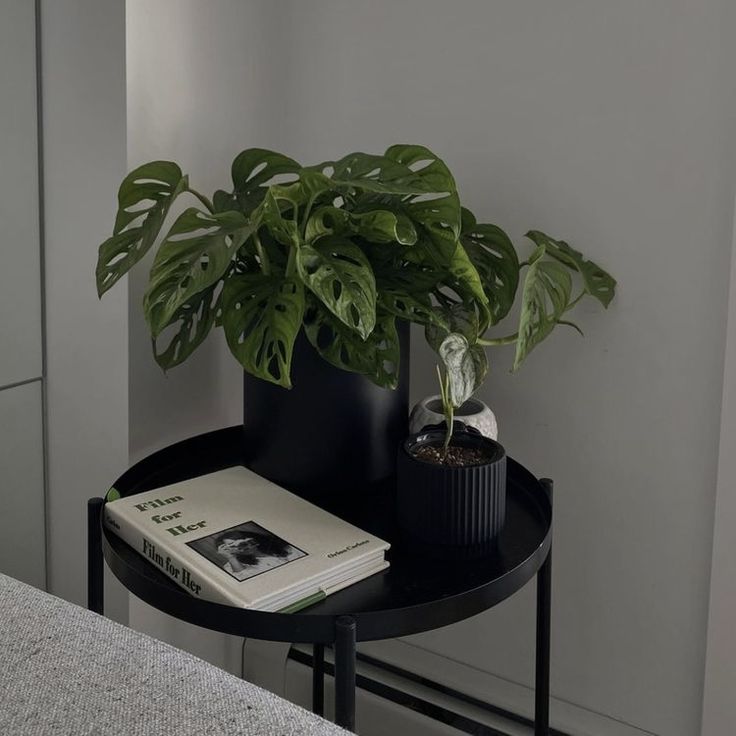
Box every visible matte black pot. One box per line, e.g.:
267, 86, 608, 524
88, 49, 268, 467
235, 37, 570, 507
243, 323, 409, 508
396, 426, 507, 559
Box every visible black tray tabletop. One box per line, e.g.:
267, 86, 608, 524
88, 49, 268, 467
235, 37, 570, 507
102, 426, 551, 644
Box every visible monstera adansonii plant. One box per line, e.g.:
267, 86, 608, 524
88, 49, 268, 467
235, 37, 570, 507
96, 145, 616, 415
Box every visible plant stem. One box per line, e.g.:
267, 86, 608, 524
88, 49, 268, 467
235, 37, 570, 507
286, 246, 297, 278
253, 232, 271, 276
564, 291, 585, 312
478, 332, 518, 346
443, 401, 454, 453
301, 194, 318, 239
187, 187, 214, 214
436, 367, 454, 455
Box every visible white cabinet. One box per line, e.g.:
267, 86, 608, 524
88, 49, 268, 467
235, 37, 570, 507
0, 382, 45, 588
0, 0, 45, 590
0, 0, 42, 389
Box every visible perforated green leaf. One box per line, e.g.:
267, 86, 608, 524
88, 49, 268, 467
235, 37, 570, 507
319, 145, 460, 268
152, 281, 221, 369
526, 230, 616, 308
461, 211, 520, 324
384, 144, 458, 197
377, 290, 440, 328
305, 206, 417, 245
371, 258, 446, 327
255, 190, 299, 247
514, 245, 573, 370
384, 145, 461, 268
296, 237, 377, 338
304, 298, 401, 389
96, 161, 187, 296
445, 242, 491, 330
143, 209, 251, 337
310, 151, 437, 195
230, 148, 302, 213
221, 274, 305, 387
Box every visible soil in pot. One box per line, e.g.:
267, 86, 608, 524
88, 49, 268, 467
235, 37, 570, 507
412, 443, 494, 467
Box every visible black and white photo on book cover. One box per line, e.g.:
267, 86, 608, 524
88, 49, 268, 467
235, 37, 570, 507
187, 521, 307, 582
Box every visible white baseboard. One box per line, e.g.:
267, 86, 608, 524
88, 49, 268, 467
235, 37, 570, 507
275, 638, 659, 736
356, 640, 656, 736
285, 648, 531, 736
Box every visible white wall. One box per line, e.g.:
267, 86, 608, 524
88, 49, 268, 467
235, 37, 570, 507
41, 0, 129, 620
125, 2, 736, 734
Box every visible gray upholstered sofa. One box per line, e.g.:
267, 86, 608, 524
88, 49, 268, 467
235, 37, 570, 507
0, 573, 348, 735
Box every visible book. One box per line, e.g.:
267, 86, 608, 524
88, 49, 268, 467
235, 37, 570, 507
104, 466, 390, 612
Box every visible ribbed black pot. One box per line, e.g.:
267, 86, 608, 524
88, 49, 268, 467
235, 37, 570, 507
243, 323, 409, 508
396, 427, 506, 559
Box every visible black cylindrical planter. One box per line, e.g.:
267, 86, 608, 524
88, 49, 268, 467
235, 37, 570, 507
243, 323, 410, 507
397, 427, 506, 559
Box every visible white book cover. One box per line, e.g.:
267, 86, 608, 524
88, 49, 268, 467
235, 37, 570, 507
104, 466, 390, 612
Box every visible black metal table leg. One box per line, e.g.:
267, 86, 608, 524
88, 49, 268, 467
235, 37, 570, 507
87, 497, 105, 615
312, 643, 325, 716
334, 616, 357, 731
535, 479, 553, 736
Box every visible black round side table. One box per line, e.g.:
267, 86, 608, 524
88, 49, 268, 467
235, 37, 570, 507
87, 426, 553, 734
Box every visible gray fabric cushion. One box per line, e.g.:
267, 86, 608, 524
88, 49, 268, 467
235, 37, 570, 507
0, 573, 348, 735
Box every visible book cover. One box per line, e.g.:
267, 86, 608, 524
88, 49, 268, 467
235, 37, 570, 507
104, 466, 389, 611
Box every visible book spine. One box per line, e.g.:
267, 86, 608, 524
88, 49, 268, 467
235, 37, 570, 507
104, 505, 243, 607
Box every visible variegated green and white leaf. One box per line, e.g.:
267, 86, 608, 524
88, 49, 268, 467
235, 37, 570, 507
425, 302, 480, 352
438, 333, 488, 407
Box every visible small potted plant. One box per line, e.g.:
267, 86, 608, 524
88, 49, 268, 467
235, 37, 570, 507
397, 222, 616, 556
397, 312, 507, 557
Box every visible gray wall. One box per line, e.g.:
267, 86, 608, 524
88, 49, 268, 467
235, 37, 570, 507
126, 1, 263, 461
41, 0, 128, 619
701, 207, 736, 734
126, 2, 736, 734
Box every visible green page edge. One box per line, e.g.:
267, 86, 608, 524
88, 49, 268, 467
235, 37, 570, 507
277, 590, 326, 614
